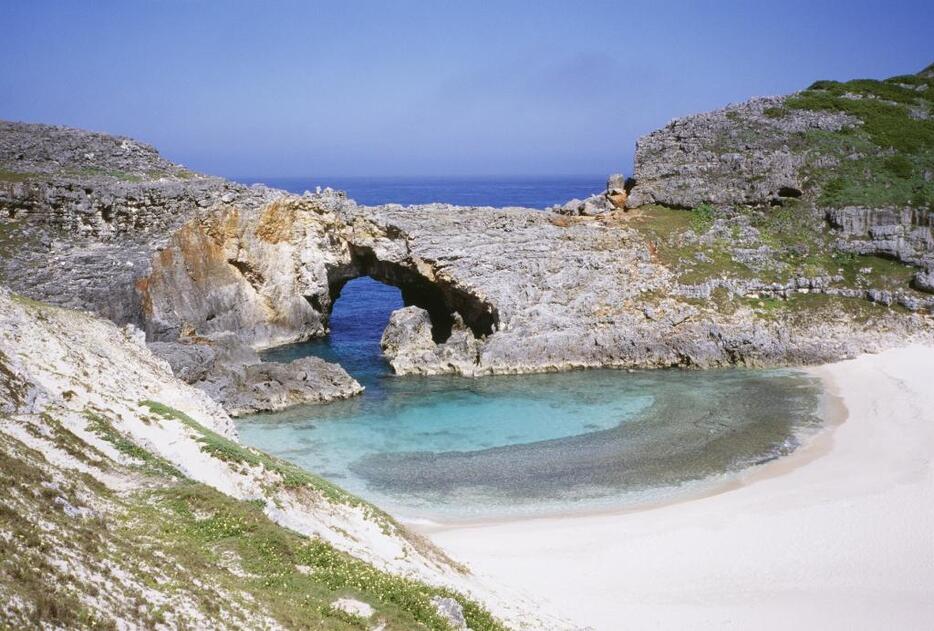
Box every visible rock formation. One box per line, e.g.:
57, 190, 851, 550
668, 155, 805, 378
0, 63, 932, 629
1, 64, 932, 388
625, 65, 934, 289
150, 334, 363, 416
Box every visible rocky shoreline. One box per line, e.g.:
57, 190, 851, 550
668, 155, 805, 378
2, 65, 933, 414
1, 62, 932, 629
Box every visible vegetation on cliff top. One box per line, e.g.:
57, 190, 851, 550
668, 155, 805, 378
780, 67, 934, 209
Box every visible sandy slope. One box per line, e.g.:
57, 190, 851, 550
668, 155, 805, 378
425, 345, 934, 630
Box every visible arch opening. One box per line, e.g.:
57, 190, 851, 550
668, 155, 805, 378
318, 245, 498, 344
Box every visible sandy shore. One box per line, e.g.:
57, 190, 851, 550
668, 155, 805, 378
424, 345, 934, 630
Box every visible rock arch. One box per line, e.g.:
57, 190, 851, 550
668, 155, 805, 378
321, 243, 496, 343
139, 196, 499, 350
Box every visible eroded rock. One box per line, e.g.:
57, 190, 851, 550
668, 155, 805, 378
150, 334, 362, 416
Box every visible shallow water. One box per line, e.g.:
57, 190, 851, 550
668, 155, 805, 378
237, 277, 825, 521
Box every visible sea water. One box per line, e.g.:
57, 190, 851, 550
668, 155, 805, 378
237, 276, 824, 521
233, 175, 606, 208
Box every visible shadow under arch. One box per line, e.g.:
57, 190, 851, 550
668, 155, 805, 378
318, 244, 499, 343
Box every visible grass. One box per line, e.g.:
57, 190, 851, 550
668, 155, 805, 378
85, 411, 183, 478
740, 292, 902, 323
690, 202, 715, 233
783, 70, 934, 209
62, 167, 146, 182
631, 205, 762, 283
1, 408, 502, 629
137, 400, 459, 571
0, 433, 117, 630
0, 169, 42, 182
631, 199, 920, 301
135, 482, 506, 630
139, 400, 362, 504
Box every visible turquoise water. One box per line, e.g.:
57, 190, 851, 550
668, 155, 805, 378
237, 277, 825, 521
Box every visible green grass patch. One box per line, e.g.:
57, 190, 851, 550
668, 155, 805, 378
0, 169, 43, 182
62, 167, 146, 182
690, 202, 716, 233
84, 411, 183, 478
743, 292, 904, 323
137, 400, 452, 568
785, 70, 934, 209
139, 400, 358, 503
144, 482, 505, 630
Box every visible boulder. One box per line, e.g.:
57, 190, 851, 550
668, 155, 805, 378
149, 334, 362, 416
379, 306, 436, 358
430, 596, 468, 630
330, 598, 374, 619
381, 307, 480, 375
607, 172, 629, 207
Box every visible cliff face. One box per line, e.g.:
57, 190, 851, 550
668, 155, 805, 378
0, 121, 277, 327
627, 96, 857, 209
3, 113, 933, 385
627, 64, 934, 287
133, 191, 931, 377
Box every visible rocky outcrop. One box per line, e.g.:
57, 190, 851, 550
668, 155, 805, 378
0, 121, 281, 328
626, 96, 856, 209
826, 206, 934, 289
552, 173, 628, 216
625, 66, 934, 294
0, 122, 361, 414
381, 306, 481, 375
3, 73, 934, 387
150, 334, 363, 416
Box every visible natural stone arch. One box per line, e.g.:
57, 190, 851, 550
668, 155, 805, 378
321, 243, 498, 344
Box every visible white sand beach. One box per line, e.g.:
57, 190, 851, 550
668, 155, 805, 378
425, 345, 934, 630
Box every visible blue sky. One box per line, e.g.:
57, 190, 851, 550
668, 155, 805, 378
1, 1, 930, 177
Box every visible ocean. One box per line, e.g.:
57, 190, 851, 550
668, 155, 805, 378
232, 175, 606, 208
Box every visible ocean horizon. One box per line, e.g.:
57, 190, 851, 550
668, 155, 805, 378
231, 175, 607, 208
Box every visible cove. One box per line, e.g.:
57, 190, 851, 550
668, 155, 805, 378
238, 277, 825, 521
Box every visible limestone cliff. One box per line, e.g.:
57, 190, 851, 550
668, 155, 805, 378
0, 121, 367, 414
1, 66, 933, 386
627, 64, 934, 286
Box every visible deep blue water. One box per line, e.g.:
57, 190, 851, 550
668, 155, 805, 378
239, 277, 825, 521
232, 175, 604, 208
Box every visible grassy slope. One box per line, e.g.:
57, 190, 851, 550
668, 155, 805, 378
0, 404, 505, 631
630, 65, 933, 319
780, 66, 934, 209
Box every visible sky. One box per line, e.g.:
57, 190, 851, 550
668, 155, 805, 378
0, 1, 931, 178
